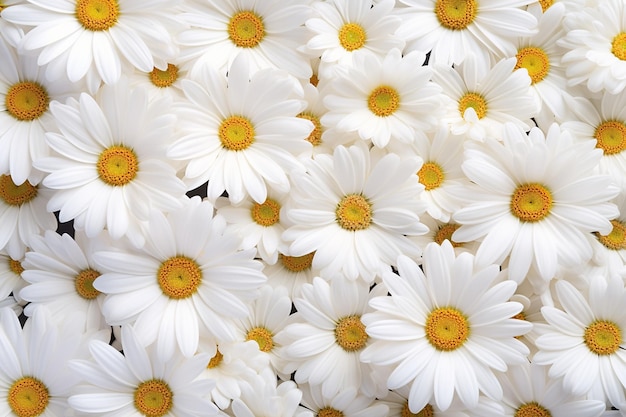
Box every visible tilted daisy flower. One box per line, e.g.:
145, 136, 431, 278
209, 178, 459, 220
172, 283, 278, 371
178, 0, 312, 79
128, 58, 188, 103
432, 54, 538, 141
283, 143, 427, 282
167, 55, 313, 205
93, 197, 267, 360
305, 0, 404, 79
2, 0, 181, 93
321, 48, 442, 148
559, 0, 626, 94
361, 242, 532, 412
263, 250, 319, 300
533, 276, 626, 408
396, 0, 537, 66
498, 362, 606, 417
409, 214, 479, 258
0, 250, 27, 303
452, 123, 619, 284
588, 192, 626, 267
34, 79, 187, 247
298, 384, 389, 417
68, 324, 218, 417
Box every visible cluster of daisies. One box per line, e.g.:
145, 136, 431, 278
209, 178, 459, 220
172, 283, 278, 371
2, 0, 626, 416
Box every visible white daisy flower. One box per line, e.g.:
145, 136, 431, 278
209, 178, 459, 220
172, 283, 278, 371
588, 192, 626, 267
432, 54, 538, 141
34, 79, 187, 247
276, 277, 387, 399
93, 197, 267, 360
396, 0, 537, 66
534, 276, 626, 408
167, 55, 313, 205
321, 48, 442, 148
2, 0, 181, 93
263, 250, 319, 300
68, 324, 218, 417
559, 0, 626, 94
283, 143, 427, 282
128, 59, 188, 102
452, 123, 619, 284
361, 241, 532, 412
498, 362, 606, 417
178, 0, 312, 79
299, 384, 389, 417
305, 0, 404, 79
410, 214, 478, 258
0, 250, 26, 303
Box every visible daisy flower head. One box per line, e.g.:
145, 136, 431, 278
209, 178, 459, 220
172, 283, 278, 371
409, 214, 478, 258
68, 323, 219, 417
452, 123, 620, 284
432, 54, 538, 141
321, 48, 443, 148
178, 0, 312, 80
93, 196, 267, 360
2, 0, 182, 93
305, 0, 405, 79
34, 79, 187, 247
263, 250, 320, 300
298, 384, 389, 417
559, 0, 626, 94
128, 58, 189, 103
396, 0, 538, 66
0, 250, 27, 303
283, 143, 427, 282
168, 54, 313, 205
533, 276, 626, 408
361, 241, 532, 412
588, 192, 626, 267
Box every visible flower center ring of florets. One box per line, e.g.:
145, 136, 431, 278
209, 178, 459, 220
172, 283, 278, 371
5, 82, 49, 121
9, 258, 24, 276
251, 198, 281, 227
279, 252, 315, 272
219, 116, 255, 151
515, 47, 550, 84
318, 407, 345, 417
8, 377, 49, 417
75, 0, 120, 31
402, 403, 434, 417
539, 0, 554, 12
149, 64, 179, 88
458, 92, 487, 119
335, 315, 368, 352
510, 183, 553, 222
75, 269, 101, 300
594, 120, 626, 155
596, 220, 626, 251
425, 307, 470, 351
97, 145, 139, 187
611, 33, 626, 61
338, 23, 367, 51
435, 0, 477, 31
157, 256, 202, 299
434, 224, 463, 247
584, 320, 623, 355
246, 327, 274, 352
417, 162, 445, 191
514, 402, 552, 417
297, 112, 323, 146
368, 86, 400, 117
0, 175, 38, 206
335, 194, 373, 231
207, 349, 223, 368
133, 379, 173, 417
228, 11, 265, 48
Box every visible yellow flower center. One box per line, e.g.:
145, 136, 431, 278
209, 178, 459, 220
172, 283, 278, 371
367, 86, 400, 117
515, 46, 550, 84
318, 407, 344, 417
510, 183, 553, 222
584, 320, 622, 355
335, 315, 368, 352
425, 307, 469, 351
402, 403, 434, 417
611, 32, 626, 61
96, 145, 139, 187
310, 73, 320, 87
246, 327, 274, 352
157, 256, 202, 300
297, 112, 323, 146
5, 81, 49, 121
75, 268, 101, 300
417, 162, 445, 191
133, 379, 173, 417
218, 115, 255, 151
75, 0, 119, 31
435, 0, 477, 30
434, 223, 463, 247
9, 258, 24, 276
458, 92, 487, 119
8, 377, 49, 417
207, 349, 223, 369
336, 194, 372, 231
515, 402, 552, 417
596, 220, 626, 251
513, 311, 527, 321
279, 252, 315, 273
228, 11, 265, 48
594, 120, 626, 155
338, 22, 367, 51
0, 175, 38, 206
149, 64, 178, 88
539, 0, 554, 12
251, 198, 281, 227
